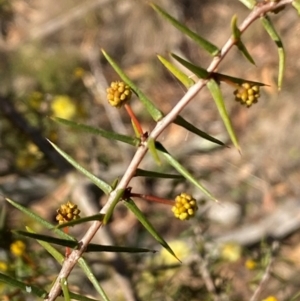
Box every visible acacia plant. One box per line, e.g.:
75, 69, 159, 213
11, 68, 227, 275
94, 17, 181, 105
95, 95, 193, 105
2, 0, 300, 300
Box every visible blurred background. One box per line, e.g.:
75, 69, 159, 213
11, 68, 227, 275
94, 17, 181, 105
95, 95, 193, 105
1, 0, 300, 300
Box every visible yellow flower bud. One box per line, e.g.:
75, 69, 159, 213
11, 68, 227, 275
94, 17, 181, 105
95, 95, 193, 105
172, 193, 198, 221
56, 201, 81, 225
107, 81, 132, 108
234, 83, 261, 107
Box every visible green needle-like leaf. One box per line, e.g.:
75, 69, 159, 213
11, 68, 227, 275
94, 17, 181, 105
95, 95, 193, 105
151, 3, 219, 56
77, 259, 110, 301
292, 0, 300, 15
15, 230, 154, 253
135, 168, 183, 179
238, 0, 255, 9
6, 199, 110, 301
171, 53, 209, 79
26, 227, 65, 264
174, 115, 226, 146
236, 40, 256, 65
231, 15, 255, 65
61, 278, 71, 301
231, 15, 241, 39
157, 55, 195, 88
102, 49, 164, 121
155, 142, 217, 201
52, 117, 140, 146
86, 244, 155, 253
55, 214, 105, 229
207, 79, 240, 151
123, 198, 179, 261
14, 230, 79, 248
260, 16, 285, 90
213, 72, 267, 87
69, 292, 101, 301
148, 137, 161, 165
48, 140, 112, 195
103, 189, 125, 225
6, 198, 74, 241
0, 272, 48, 298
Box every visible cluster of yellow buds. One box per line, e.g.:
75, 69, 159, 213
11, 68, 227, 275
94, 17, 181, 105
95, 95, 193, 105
56, 201, 81, 225
172, 193, 198, 221
107, 81, 132, 108
234, 83, 260, 107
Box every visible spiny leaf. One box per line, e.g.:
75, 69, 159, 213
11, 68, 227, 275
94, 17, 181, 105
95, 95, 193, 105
48, 140, 112, 195
6, 198, 74, 241
69, 292, 103, 301
135, 168, 183, 179
260, 16, 285, 90
157, 55, 195, 88
52, 117, 140, 146
55, 214, 105, 229
231, 15, 241, 39
0, 272, 47, 298
14, 230, 79, 248
123, 198, 180, 261
150, 3, 219, 56
102, 49, 164, 121
103, 189, 125, 225
238, 0, 256, 9
26, 227, 64, 264
236, 41, 256, 65
174, 115, 226, 146
148, 137, 161, 165
15, 231, 155, 253
131, 118, 141, 138
292, 0, 300, 15
60, 278, 71, 301
213, 73, 267, 87
77, 259, 110, 301
171, 53, 209, 79
5, 199, 110, 300
231, 15, 255, 65
206, 79, 240, 151
155, 142, 217, 201
86, 244, 155, 254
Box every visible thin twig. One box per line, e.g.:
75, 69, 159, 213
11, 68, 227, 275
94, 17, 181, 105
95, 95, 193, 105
44, 1, 293, 300
249, 241, 279, 301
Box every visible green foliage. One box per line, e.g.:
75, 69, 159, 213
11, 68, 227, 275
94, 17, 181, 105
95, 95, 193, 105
1, 1, 298, 301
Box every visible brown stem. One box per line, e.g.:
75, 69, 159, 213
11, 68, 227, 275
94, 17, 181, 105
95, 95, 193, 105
64, 227, 70, 257
124, 103, 144, 137
130, 192, 174, 206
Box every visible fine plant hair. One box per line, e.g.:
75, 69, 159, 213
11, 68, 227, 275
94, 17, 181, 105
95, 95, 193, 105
2, 1, 300, 301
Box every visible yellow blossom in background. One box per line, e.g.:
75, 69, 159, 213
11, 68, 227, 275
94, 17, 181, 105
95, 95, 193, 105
27, 142, 43, 158
245, 258, 257, 270
73, 67, 85, 79
220, 242, 242, 262
15, 152, 37, 170
51, 95, 77, 119
15, 142, 43, 170
160, 240, 190, 264
10, 240, 26, 257
262, 296, 278, 301
0, 261, 8, 272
